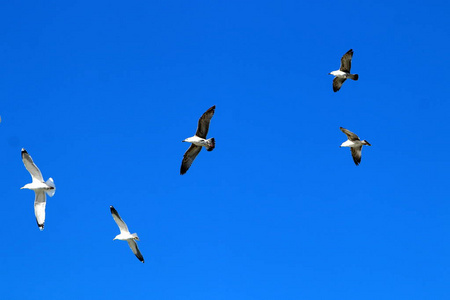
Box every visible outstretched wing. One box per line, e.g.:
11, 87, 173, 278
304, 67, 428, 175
340, 127, 360, 141
180, 144, 202, 175
340, 49, 353, 73
34, 190, 46, 231
195, 105, 215, 138
22, 149, 44, 182
333, 77, 347, 92
350, 146, 363, 166
110, 206, 130, 234
127, 239, 145, 263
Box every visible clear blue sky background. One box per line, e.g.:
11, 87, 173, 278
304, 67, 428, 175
1, 1, 449, 299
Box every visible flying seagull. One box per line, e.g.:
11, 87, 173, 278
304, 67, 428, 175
20, 148, 56, 230
329, 49, 359, 92
110, 206, 144, 263
340, 127, 371, 165
180, 105, 216, 175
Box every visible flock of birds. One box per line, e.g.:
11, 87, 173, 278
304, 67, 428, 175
19, 49, 370, 263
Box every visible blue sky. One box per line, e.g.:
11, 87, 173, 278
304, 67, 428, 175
1, 0, 450, 299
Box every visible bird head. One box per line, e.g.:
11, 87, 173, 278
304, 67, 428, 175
362, 140, 372, 146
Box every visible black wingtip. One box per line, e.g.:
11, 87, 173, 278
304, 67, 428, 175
37, 220, 44, 231
110, 206, 117, 214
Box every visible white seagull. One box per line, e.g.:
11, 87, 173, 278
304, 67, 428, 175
110, 206, 144, 263
340, 127, 371, 166
181, 105, 216, 175
329, 49, 359, 92
20, 148, 56, 230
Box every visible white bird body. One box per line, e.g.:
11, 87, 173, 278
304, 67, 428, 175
113, 232, 139, 241
183, 135, 213, 148
329, 70, 350, 78
21, 181, 53, 191
340, 139, 362, 148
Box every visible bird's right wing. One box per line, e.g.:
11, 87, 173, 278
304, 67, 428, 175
180, 144, 202, 175
110, 206, 130, 234
340, 49, 353, 73
127, 239, 144, 263
333, 77, 346, 92
340, 127, 360, 141
34, 190, 46, 231
351, 146, 363, 166
22, 149, 44, 182
195, 105, 215, 138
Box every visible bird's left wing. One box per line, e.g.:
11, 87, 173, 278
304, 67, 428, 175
127, 239, 144, 263
110, 206, 130, 234
333, 77, 346, 92
180, 144, 202, 175
195, 105, 215, 138
34, 190, 46, 231
340, 49, 353, 73
22, 149, 44, 182
350, 146, 362, 166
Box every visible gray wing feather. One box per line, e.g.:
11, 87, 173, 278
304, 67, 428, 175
180, 145, 202, 175
195, 105, 215, 138
110, 206, 130, 233
34, 191, 46, 230
340, 49, 353, 73
333, 77, 346, 92
22, 149, 44, 182
340, 127, 360, 141
127, 239, 144, 263
350, 146, 362, 166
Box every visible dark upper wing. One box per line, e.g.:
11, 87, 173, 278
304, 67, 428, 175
340, 127, 360, 141
350, 146, 362, 166
195, 105, 215, 138
340, 49, 353, 73
21, 148, 44, 182
34, 191, 46, 231
180, 144, 202, 175
333, 77, 346, 92
127, 239, 144, 263
110, 206, 129, 233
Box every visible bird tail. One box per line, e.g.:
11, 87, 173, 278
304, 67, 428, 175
206, 138, 215, 151
131, 233, 140, 241
349, 74, 358, 81
45, 178, 56, 197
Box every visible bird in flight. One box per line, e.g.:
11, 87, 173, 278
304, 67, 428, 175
339, 127, 371, 165
110, 205, 144, 263
329, 49, 359, 92
180, 105, 216, 175
20, 148, 56, 230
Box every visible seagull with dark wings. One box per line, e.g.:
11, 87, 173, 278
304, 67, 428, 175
180, 105, 216, 175
110, 206, 144, 263
340, 127, 371, 166
329, 49, 359, 92
20, 148, 56, 230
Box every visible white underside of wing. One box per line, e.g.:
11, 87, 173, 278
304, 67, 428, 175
34, 190, 46, 230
